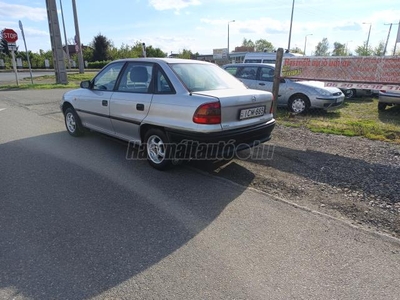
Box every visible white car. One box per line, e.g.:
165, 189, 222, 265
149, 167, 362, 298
223, 63, 345, 114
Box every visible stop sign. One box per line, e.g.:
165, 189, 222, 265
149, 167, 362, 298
3, 28, 18, 43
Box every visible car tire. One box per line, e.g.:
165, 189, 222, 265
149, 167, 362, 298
144, 128, 173, 170
288, 94, 310, 114
64, 107, 84, 137
378, 102, 387, 111
344, 89, 356, 99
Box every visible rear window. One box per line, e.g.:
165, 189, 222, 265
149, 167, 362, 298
169, 63, 247, 92
244, 59, 262, 63
262, 59, 276, 64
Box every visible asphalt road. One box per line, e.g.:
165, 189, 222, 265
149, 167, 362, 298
1, 89, 400, 300
0, 71, 55, 84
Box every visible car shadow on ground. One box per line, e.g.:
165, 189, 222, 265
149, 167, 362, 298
0, 131, 254, 299
345, 97, 375, 104
378, 105, 400, 125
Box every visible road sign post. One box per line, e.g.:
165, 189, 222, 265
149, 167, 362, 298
19, 20, 34, 84
3, 28, 19, 86
10, 49, 19, 86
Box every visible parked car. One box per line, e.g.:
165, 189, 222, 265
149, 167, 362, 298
378, 90, 400, 111
340, 88, 379, 99
222, 63, 345, 114
60, 58, 275, 170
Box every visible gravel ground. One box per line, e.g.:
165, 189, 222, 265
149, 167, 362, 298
194, 124, 400, 238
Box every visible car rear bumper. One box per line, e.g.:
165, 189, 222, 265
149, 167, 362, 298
379, 94, 400, 104
165, 119, 276, 159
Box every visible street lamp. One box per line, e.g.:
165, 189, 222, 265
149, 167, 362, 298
303, 33, 312, 55
227, 20, 235, 61
362, 22, 372, 54
287, 0, 295, 52
345, 40, 352, 55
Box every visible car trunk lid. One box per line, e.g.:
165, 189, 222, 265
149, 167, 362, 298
192, 89, 274, 130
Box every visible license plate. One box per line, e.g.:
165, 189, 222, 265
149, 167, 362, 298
239, 106, 265, 120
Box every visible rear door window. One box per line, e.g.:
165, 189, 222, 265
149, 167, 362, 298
155, 68, 174, 94
259, 67, 275, 82
224, 66, 239, 76
236, 66, 258, 80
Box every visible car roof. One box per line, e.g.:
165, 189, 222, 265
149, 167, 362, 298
223, 63, 275, 68
112, 57, 212, 65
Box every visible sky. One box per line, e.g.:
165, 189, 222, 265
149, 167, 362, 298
1, 0, 400, 56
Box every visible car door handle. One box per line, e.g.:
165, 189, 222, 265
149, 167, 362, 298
258, 83, 266, 86
136, 104, 144, 111
102, 100, 108, 106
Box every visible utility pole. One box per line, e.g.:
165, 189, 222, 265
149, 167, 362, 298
272, 48, 284, 118
383, 23, 394, 56
72, 0, 84, 73
59, 0, 71, 69
393, 20, 400, 55
45, 0, 68, 84
303, 34, 312, 55
287, 0, 295, 52
227, 20, 235, 61
19, 20, 34, 84
362, 22, 372, 54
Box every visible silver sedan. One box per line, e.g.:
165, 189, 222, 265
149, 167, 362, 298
61, 58, 275, 170
378, 90, 400, 111
223, 63, 345, 114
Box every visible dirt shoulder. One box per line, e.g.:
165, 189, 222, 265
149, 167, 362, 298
194, 124, 400, 238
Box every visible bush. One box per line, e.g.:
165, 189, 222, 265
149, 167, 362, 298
87, 60, 111, 69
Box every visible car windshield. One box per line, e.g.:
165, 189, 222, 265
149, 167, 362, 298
169, 63, 247, 92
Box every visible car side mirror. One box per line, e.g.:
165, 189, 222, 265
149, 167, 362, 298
80, 80, 91, 89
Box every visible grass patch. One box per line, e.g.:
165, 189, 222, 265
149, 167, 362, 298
276, 98, 400, 144
0, 72, 97, 90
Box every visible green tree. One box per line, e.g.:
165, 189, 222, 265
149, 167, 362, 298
315, 38, 330, 56
242, 38, 255, 49
131, 42, 147, 58
0, 39, 9, 55
30, 52, 43, 68
116, 43, 134, 59
82, 46, 94, 62
354, 41, 373, 56
0, 30, 10, 55
177, 49, 194, 59
91, 33, 112, 61
332, 42, 346, 56
373, 41, 385, 56
255, 39, 274, 52
145, 45, 167, 57
290, 47, 303, 54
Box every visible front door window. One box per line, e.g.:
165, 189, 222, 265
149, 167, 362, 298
93, 62, 125, 91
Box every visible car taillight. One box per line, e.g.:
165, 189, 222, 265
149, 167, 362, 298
193, 102, 221, 124
380, 90, 386, 93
